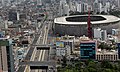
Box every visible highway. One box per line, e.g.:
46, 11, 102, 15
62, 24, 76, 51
17, 12, 50, 72
32, 22, 50, 72
30, 8, 52, 72
17, 2, 56, 72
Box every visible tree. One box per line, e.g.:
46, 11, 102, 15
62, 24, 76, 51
75, 61, 83, 70
88, 68, 96, 72
61, 56, 67, 67
118, 61, 120, 71
88, 60, 96, 68
98, 43, 112, 50
101, 60, 113, 69
85, 59, 93, 66
83, 68, 89, 72
102, 69, 112, 72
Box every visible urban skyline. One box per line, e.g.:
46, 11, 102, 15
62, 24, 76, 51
0, 0, 120, 72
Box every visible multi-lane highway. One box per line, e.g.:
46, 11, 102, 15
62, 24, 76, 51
30, 20, 50, 72
17, 2, 56, 72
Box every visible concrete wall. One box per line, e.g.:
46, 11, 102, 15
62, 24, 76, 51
54, 21, 120, 36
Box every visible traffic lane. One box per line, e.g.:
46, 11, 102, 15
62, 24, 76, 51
34, 50, 40, 61
44, 50, 49, 61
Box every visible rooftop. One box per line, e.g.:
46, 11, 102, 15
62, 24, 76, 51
97, 49, 118, 55
54, 15, 120, 25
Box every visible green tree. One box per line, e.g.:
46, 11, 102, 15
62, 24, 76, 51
98, 43, 112, 50
102, 69, 112, 72
101, 60, 113, 69
75, 61, 83, 70
88, 67, 96, 72
83, 68, 89, 72
88, 60, 96, 68
62, 56, 67, 67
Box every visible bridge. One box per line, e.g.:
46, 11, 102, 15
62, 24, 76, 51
20, 61, 56, 67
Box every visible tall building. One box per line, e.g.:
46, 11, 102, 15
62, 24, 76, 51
81, 2, 88, 12
37, 0, 42, 5
77, 3, 82, 12
94, 28, 107, 41
8, 11, 18, 21
118, 0, 120, 8
93, 0, 99, 13
112, 29, 119, 36
117, 43, 120, 59
99, 2, 103, 13
59, 0, 70, 16
104, 1, 110, 13
101, 30, 107, 41
1, 0, 11, 6
80, 37, 96, 60
0, 38, 14, 72
63, 4, 69, 16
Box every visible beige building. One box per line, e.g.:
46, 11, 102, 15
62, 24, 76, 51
0, 40, 9, 72
96, 50, 118, 61
0, 38, 14, 72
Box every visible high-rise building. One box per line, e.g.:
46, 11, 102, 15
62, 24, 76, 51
0, 38, 14, 72
112, 29, 119, 36
1, 0, 11, 6
93, 0, 99, 13
8, 11, 17, 21
37, 0, 42, 5
80, 40, 96, 60
94, 28, 107, 41
117, 43, 120, 59
118, 0, 120, 8
99, 2, 103, 13
77, 3, 82, 12
63, 4, 69, 16
101, 30, 107, 41
104, 2, 110, 13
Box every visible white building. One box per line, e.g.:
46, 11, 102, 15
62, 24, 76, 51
117, 0, 120, 8
1, 0, 11, 6
56, 47, 66, 56
37, 0, 42, 5
65, 45, 71, 56
94, 28, 102, 39
59, 0, 67, 16
112, 29, 119, 36
77, 3, 82, 12
63, 4, 69, 16
93, 0, 104, 14
69, 0, 77, 12
93, 0, 99, 13
82, 3, 88, 12
99, 3, 103, 13
101, 30, 107, 41
104, 2, 111, 13
96, 50, 119, 61
94, 28, 107, 41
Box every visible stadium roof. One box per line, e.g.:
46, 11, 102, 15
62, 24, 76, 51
54, 15, 120, 25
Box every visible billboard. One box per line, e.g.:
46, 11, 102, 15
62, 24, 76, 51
56, 41, 64, 47
0, 40, 9, 46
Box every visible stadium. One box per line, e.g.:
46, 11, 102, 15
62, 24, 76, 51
53, 15, 120, 36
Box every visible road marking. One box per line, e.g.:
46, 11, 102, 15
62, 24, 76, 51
38, 50, 43, 61
33, 16, 51, 72
41, 50, 45, 61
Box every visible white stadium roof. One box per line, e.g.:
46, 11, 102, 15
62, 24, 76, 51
54, 15, 120, 25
